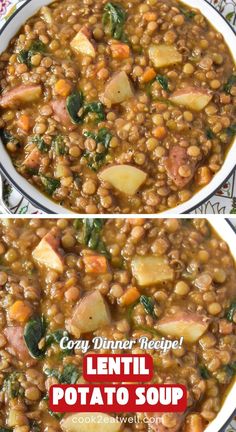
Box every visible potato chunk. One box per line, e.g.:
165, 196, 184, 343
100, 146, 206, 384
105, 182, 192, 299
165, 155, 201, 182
131, 256, 174, 286
61, 413, 121, 432
0, 84, 42, 108
103, 71, 133, 104
32, 232, 64, 273
70, 28, 96, 58
70, 291, 111, 337
99, 164, 147, 195
156, 312, 209, 343
23, 147, 41, 169
149, 44, 182, 69
170, 87, 212, 111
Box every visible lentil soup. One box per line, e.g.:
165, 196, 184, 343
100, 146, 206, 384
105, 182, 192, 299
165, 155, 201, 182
0, 218, 235, 431
0, 0, 236, 213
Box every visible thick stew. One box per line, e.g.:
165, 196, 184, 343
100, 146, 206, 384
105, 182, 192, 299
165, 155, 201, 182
0, 0, 235, 213
0, 218, 235, 431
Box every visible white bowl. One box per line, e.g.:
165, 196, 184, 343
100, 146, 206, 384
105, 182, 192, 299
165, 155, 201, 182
0, 0, 235, 214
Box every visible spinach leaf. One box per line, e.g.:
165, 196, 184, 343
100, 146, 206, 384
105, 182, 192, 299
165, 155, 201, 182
3, 372, 23, 398
199, 365, 211, 379
103, 3, 127, 41
0, 428, 13, 432
83, 128, 112, 171
223, 75, 236, 94
83, 102, 106, 123
52, 135, 66, 155
179, 6, 196, 20
0, 129, 18, 146
24, 316, 46, 359
205, 128, 215, 140
140, 295, 156, 318
41, 176, 60, 195
45, 364, 79, 384
66, 91, 84, 124
29, 421, 41, 432
32, 135, 48, 153
223, 361, 236, 377
77, 219, 110, 257
224, 124, 236, 137
45, 329, 73, 356
156, 75, 169, 92
225, 300, 236, 322
18, 39, 46, 66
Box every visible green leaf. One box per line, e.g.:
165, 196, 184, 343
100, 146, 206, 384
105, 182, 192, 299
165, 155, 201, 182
223, 75, 236, 93
230, 207, 236, 214
225, 300, 236, 322
179, 6, 196, 20
45, 329, 73, 356
52, 135, 66, 155
223, 361, 236, 377
226, 12, 234, 22
3, 372, 23, 398
199, 365, 211, 379
66, 91, 84, 124
29, 421, 41, 432
76, 219, 110, 257
83, 102, 106, 123
41, 176, 60, 195
24, 316, 46, 359
140, 295, 156, 318
103, 3, 127, 41
18, 50, 29, 65
83, 128, 112, 171
45, 364, 79, 384
18, 39, 46, 66
156, 75, 169, 92
205, 128, 215, 140
224, 124, 236, 137
0, 428, 13, 432
32, 135, 48, 153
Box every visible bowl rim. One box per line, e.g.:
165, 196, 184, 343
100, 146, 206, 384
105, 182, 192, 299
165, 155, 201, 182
0, 0, 235, 215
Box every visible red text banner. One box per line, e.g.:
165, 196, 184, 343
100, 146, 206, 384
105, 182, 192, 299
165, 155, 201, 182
83, 354, 153, 382
49, 384, 187, 413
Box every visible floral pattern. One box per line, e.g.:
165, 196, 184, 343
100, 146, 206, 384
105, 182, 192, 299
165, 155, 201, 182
0, 0, 236, 216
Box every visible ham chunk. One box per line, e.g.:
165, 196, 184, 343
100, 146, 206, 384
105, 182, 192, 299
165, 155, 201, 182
23, 147, 41, 169
0, 84, 42, 108
51, 98, 75, 129
32, 231, 64, 273
4, 326, 30, 362
165, 146, 196, 188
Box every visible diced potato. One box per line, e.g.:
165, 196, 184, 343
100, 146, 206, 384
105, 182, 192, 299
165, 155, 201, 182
70, 29, 96, 57
131, 256, 174, 286
0, 85, 42, 108
149, 44, 182, 69
61, 413, 121, 432
103, 71, 133, 104
99, 164, 147, 195
156, 312, 209, 343
32, 232, 64, 273
170, 87, 212, 111
70, 291, 111, 336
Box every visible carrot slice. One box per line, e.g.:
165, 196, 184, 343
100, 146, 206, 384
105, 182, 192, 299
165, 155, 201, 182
83, 255, 108, 274
110, 42, 130, 59
54, 79, 72, 97
18, 114, 31, 132
9, 300, 32, 323
141, 67, 156, 83
120, 287, 140, 306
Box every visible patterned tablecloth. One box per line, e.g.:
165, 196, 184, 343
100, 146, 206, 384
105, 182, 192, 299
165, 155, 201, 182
0, 0, 236, 214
